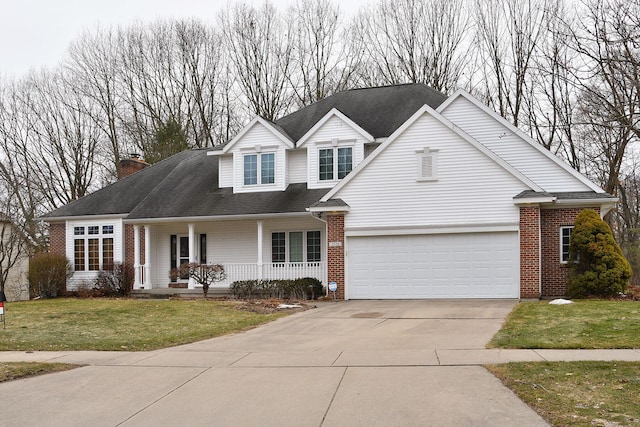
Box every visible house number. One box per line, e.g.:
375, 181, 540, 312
329, 241, 342, 247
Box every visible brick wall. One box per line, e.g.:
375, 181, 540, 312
48, 222, 66, 256
326, 214, 345, 299
540, 207, 600, 297
118, 158, 149, 179
519, 206, 541, 298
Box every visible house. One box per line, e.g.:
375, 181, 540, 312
41, 84, 616, 299
0, 215, 29, 301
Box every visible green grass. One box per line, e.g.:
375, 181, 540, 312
0, 298, 288, 351
487, 361, 640, 427
489, 300, 640, 349
0, 362, 80, 383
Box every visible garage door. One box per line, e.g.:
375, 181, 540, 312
347, 232, 519, 299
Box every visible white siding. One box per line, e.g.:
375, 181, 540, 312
218, 155, 233, 188
230, 123, 289, 193
66, 218, 124, 290
305, 115, 366, 189
440, 97, 592, 192
333, 113, 528, 230
287, 148, 307, 184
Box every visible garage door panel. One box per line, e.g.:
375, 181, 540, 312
347, 232, 519, 299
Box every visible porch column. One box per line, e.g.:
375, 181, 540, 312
133, 224, 141, 289
188, 223, 196, 289
143, 225, 151, 289
520, 206, 541, 299
257, 220, 263, 280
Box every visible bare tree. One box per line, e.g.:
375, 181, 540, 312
353, 0, 470, 92
219, 2, 296, 120
0, 194, 29, 298
288, 0, 360, 106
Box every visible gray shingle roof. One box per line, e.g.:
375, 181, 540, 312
42, 149, 330, 220
275, 84, 447, 141
514, 190, 616, 200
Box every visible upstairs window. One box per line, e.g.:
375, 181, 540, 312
244, 153, 275, 186
319, 147, 352, 181
417, 147, 438, 181
560, 226, 573, 263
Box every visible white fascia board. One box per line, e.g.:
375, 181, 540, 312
124, 211, 312, 224
307, 205, 350, 213
296, 108, 375, 148
513, 197, 557, 205
321, 104, 542, 202
553, 197, 618, 206
39, 214, 129, 222
438, 90, 605, 193
206, 116, 294, 156
345, 222, 519, 237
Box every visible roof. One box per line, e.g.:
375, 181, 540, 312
42, 149, 329, 220
275, 84, 447, 141
513, 190, 616, 200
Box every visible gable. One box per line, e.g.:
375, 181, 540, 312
439, 93, 601, 193
330, 112, 531, 229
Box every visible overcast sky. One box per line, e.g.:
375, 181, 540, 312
1, 0, 368, 78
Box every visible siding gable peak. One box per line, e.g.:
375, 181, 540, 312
208, 116, 294, 156
297, 108, 375, 148
321, 103, 542, 202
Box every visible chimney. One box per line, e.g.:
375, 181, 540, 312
118, 153, 149, 179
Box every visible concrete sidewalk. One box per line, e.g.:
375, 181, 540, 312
1, 300, 636, 426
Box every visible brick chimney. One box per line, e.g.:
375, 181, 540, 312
118, 153, 149, 179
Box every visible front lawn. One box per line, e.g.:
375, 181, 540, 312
489, 300, 640, 349
487, 361, 640, 427
0, 298, 288, 351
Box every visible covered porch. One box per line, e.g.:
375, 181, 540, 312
128, 214, 328, 291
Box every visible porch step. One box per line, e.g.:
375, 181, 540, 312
168, 283, 188, 289
131, 287, 232, 299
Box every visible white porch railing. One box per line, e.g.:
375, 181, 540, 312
218, 262, 327, 287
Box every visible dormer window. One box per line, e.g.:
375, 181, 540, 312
244, 152, 275, 186
417, 147, 438, 181
319, 147, 352, 181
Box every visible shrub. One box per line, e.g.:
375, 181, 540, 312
94, 263, 135, 297
28, 253, 73, 298
229, 278, 325, 300
567, 209, 632, 298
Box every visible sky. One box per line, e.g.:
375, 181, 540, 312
0, 0, 368, 78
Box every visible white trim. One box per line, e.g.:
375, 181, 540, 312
321, 104, 543, 202
124, 212, 314, 224
344, 222, 519, 237
438, 90, 605, 193
560, 226, 573, 264
297, 108, 375, 147
307, 205, 350, 213
207, 117, 294, 155
514, 197, 556, 205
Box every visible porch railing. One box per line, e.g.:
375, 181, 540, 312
218, 262, 327, 287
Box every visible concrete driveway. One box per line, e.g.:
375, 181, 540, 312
0, 300, 550, 426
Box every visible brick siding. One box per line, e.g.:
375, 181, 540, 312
519, 206, 541, 298
48, 222, 66, 257
540, 207, 600, 297
124, 224, 145, 267
326, 214, 345, 299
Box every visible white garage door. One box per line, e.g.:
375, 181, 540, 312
347, 232, 519, 299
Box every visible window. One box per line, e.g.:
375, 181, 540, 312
319, 147, 352, 181
417, 147, 438, 181
73, 224, 116, 271
244, 152, 275, 186
271, 231, 322, 263
560, 226, 573, 263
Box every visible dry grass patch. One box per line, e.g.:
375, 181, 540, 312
0, 362, 79, 383
488, 361, 640, 427
489, 300, 640, 349
0, 298, 290, 351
